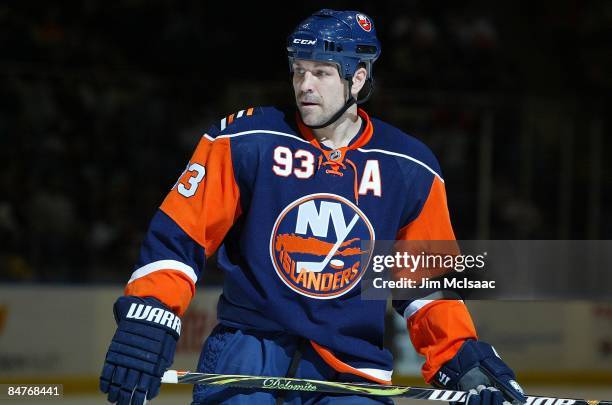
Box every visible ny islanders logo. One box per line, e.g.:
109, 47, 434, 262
270, 193, 375, 299
356, 14, 372, 32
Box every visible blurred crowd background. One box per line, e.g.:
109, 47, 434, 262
1, 0, 611, 283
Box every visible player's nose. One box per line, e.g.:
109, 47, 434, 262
299, 71, 316, 93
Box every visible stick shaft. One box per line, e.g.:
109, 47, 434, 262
161, 370, 611, 405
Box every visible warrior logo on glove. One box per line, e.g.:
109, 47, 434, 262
125, 303, 182, 335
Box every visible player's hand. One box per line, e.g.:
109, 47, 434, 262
433, 340, 526, 405
100, 296, 181, 405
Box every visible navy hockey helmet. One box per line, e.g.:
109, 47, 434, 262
287, 9, 381, 81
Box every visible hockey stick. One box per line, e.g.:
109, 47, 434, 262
161, 370, 611, 405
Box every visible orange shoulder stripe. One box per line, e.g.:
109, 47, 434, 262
394, 176, 458, 282
396, 176, 455, 241
161, 136, 242, 257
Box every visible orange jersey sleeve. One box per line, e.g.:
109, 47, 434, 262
125, 135, 242, 316
160, 136, 242, 254
395, 175, 477, 383
396, 176, 455, 241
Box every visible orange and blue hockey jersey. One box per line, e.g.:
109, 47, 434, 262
124, 106, 477, 384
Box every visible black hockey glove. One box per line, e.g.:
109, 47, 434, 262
433, 340, 526, 405
100, 296, 180, 405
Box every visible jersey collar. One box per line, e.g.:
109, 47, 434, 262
296, 108, 373, 152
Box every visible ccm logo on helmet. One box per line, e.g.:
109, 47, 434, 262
293, 38, 317, 45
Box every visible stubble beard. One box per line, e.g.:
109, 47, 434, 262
298, 101, 342, 128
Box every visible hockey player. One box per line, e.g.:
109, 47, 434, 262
100, 9, 526, 405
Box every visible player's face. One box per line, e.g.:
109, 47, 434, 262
292, 60, 347, 127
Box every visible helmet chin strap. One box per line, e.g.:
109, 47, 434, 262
302, 78, 357, 130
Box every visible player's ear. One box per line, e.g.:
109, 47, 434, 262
351, 66, 368, 98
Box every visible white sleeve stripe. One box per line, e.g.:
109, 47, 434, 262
403, 296, 464, 320
236, 110, 245, 118
220, 117, 227, 131
128, 260, 198, 285
403, 299, 435, 320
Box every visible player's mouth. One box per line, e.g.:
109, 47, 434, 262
300, 102, 319, 108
